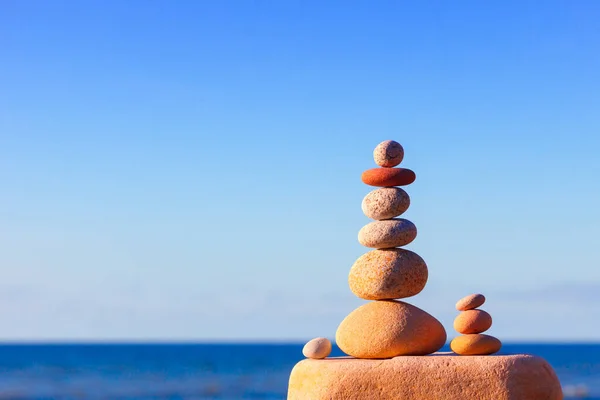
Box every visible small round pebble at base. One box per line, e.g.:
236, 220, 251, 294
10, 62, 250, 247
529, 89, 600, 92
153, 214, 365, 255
454, 309, 493, 334
450, 334, 502, 355
373, 140, 404, 167
302, 337, 332, 359
456, 294, 486, 311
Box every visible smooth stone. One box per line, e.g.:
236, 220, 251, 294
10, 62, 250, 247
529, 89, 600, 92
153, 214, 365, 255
288, 354, 562, 400
361, 168, 416, 187
454, 309, 492, 334
373, 140, 404, 167
302, 337, 332, 359
335, 300, 446, 358
361, 187, 410, 220
456, 293, 486, 311
348, 248, 428, 300
358, 219, 417, 248
450, 334, 502, 355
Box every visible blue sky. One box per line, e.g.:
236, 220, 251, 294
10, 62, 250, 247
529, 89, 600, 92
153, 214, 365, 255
1, 1, 599, 341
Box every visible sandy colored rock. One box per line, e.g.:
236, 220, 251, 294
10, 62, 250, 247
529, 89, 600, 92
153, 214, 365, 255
335, 300, 446, 358
451, 334, 502, 355
348, 248, 428, 300
454, 309, 493, 334
288, 353, 562, 400
456, 293, 486, 311
373, 140, 404, 167
361, 168, 416, 187
302, 337, 332, 359
361, 187, 410, 220
358, 218, 417, 248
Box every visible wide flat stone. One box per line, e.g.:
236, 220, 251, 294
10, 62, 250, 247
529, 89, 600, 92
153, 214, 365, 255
288, 353, 562, 400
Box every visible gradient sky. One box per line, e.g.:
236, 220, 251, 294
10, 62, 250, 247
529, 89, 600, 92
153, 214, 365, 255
1, 1, 600, 341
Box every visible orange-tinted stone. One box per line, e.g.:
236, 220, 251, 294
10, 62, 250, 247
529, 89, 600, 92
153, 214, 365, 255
288, 354, 562, 400
361, 168, 416, 187
456, 293, 486, 311
454, 309, 492, 334
348, 248, 427, 300
450, 334, 502, 355
335, 300, 446, 358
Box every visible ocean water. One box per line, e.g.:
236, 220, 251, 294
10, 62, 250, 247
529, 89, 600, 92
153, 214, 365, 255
0, 343, 598, 399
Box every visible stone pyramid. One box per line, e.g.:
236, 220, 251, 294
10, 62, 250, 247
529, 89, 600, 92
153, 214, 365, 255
335, 140, 446, 358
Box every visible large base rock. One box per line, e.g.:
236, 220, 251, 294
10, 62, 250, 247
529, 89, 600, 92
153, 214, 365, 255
288, 353, 562, 400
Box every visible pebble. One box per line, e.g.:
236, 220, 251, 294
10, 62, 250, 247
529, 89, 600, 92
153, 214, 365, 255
336, 300, 447, 358
454, 309, 492, 334
373, 140, 404, 167
358, 219, 417, 248
455, 294, 486, 311
302, 337, 332, 359
349, 248, 428, 300
361, 187, 410, 220
450, 334, 502, 355
361, 168, 416, 187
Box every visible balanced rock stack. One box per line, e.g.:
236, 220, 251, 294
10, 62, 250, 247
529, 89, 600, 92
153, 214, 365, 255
335, 140, 446, 358
288, 141, 563, 400
451, 293, 502, 355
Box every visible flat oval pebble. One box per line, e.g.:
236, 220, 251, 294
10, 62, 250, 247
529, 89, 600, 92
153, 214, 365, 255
361, 187, 410, 220
336, 300, 446, 358
373, 140, 404, 167
454, 309, 492, 334
456, 294, 486, 311
361, 168, 416, 187
349, 248, 428, 300
358, 219, 417, 248
450, 334, 502, 355
302, 337, 332, 359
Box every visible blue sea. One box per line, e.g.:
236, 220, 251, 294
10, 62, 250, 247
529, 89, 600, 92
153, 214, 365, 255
0, 343, 598, 399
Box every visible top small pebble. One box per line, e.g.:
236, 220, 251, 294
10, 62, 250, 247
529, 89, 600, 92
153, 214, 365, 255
374, 140, 404, 167
456, 293, 486, 311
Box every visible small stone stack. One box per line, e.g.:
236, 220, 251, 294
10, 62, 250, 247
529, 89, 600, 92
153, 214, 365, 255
450, 293, 502, 355
335, 140, 446, 358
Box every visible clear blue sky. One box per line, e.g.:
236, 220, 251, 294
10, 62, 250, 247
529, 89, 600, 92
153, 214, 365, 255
1, 1, 599, 341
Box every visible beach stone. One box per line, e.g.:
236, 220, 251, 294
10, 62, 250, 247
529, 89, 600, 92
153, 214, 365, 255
358, 219, 417, 248
288, 353, 562, 400
335, 300, 446, 358
361, 187, 410, 220
456, 293, 486, 311
348, 248, 428, 300
373, 140, 404, 167
302, 337, 332, 359
450, 334, 502, 355
454, 309, 492, 334
361, 168, 416, 187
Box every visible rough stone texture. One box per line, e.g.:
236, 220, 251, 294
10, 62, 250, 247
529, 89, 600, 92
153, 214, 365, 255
451, 334, 502, 355
361, 168, 416, 187
373, 140, 404, 167
454, 309, 493, 334
456, 293, 486, 311
288, 353, 563, 400
335, 300, 446, 358
348, 248, 428, 300
361, 187, 410, 220
302, 337, 332, 359
358, 219, 417, 248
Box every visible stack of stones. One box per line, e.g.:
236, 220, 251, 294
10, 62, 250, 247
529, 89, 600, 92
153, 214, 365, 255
450, 293, 502, 355
334, 140, 447, 358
